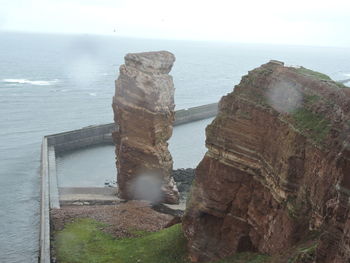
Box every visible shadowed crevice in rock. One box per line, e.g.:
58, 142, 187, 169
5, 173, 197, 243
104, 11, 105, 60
112, 51, 180, 204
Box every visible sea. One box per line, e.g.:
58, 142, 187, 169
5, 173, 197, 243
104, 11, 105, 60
0, 31, 349, 262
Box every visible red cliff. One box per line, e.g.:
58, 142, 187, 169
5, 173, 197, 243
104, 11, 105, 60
183, 61, 350, 262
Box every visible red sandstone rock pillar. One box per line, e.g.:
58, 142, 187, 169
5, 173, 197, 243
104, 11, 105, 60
112, 51, 179, 204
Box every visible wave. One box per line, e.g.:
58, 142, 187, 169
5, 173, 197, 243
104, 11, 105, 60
2, 78, 59, 86
89, 92, 97, 96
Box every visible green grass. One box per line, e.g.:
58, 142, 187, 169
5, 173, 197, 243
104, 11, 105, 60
295, 67, 349, 89
335, 82, 349, 88
303, 94, 321, 104
54, 219, 270, 263
287, 243, 317, 263
292, 108, 330, 144
295, 67, 332, 81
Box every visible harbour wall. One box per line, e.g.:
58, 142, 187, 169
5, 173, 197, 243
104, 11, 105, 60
48, 102, 218, 153
38, 102, 218, 263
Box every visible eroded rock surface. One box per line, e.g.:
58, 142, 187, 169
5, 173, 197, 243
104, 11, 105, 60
183, 61, 350, 262
112, 51, 179, 204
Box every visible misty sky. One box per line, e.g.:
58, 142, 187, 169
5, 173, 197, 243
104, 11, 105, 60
1, 0, 350, 47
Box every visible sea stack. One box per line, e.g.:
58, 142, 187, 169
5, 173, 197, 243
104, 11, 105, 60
112, 51, 179, 204
183, 61, 350, 262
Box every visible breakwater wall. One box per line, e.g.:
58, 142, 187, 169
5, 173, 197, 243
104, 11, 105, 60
47, 123, 115, 153
48, 102, 218, 153
38, 102, 217, 263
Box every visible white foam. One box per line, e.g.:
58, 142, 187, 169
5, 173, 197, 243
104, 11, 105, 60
2, 78, 59, 86
89, 92, 97, 96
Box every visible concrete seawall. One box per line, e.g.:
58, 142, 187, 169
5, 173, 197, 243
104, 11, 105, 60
174, 103, 218, 125
38, 102, 218, 263
48, 102, 218, 153
39, 138, 50, 263
47, 123, 116, 153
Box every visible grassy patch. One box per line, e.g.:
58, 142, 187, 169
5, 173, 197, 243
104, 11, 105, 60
55, 219, 188, 263
287, 243, 317, 263
237, 109, 253, 120
303, 94, 321, 104
285, 196, 299, 219
292, 108, 330, 144
295, 67, 349, 88
335, 82, 349, 88
54, 219, 270, 263
295, 67, 332, 81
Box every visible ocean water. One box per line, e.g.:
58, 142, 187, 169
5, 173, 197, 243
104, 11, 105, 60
0, 31, 349, 262
56, 118, 213, 187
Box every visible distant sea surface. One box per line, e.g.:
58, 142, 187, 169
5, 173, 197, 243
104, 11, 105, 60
0, 31, 349, 262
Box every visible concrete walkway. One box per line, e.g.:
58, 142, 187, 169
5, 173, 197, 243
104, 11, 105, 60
59, 187, 120, 205
58, 187, 186, 211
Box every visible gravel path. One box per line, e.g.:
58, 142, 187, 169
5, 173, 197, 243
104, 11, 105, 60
51, 200, 174, 238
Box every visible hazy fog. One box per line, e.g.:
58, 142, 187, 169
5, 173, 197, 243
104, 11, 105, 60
1, 0, 350, 47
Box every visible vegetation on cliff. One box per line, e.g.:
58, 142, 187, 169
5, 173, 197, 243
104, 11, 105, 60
294, 67, 332, 81
54, 219, 269, 263
295, 66, 348, 89
291, 108, 330, 144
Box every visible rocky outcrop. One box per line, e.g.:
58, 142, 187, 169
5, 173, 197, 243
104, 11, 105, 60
112, 51, 179, 204
173, 168, 195, 200
183, 61, 350, 262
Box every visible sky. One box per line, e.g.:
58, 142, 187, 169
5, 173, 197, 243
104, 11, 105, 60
0, 0, 350, 47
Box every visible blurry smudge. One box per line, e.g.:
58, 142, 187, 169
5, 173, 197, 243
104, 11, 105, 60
66, 55, 100, 88
128, 173, 163, 203
267, 81, 302, 113
64, 36, 102, 88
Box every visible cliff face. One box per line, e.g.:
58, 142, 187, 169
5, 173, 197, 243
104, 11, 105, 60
183, 61, 350, 262
112, 51, 179, 204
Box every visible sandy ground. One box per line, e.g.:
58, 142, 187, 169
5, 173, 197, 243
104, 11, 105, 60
51, 200, 175, 238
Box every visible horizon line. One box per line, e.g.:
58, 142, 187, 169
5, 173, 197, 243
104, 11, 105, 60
1, 29, 349, 49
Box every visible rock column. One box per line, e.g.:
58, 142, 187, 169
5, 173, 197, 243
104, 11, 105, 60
112, 51, 179, 204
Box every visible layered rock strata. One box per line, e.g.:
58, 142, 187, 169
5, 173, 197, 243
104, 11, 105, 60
183, 61, 350, 262
112, 51, 179, 204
